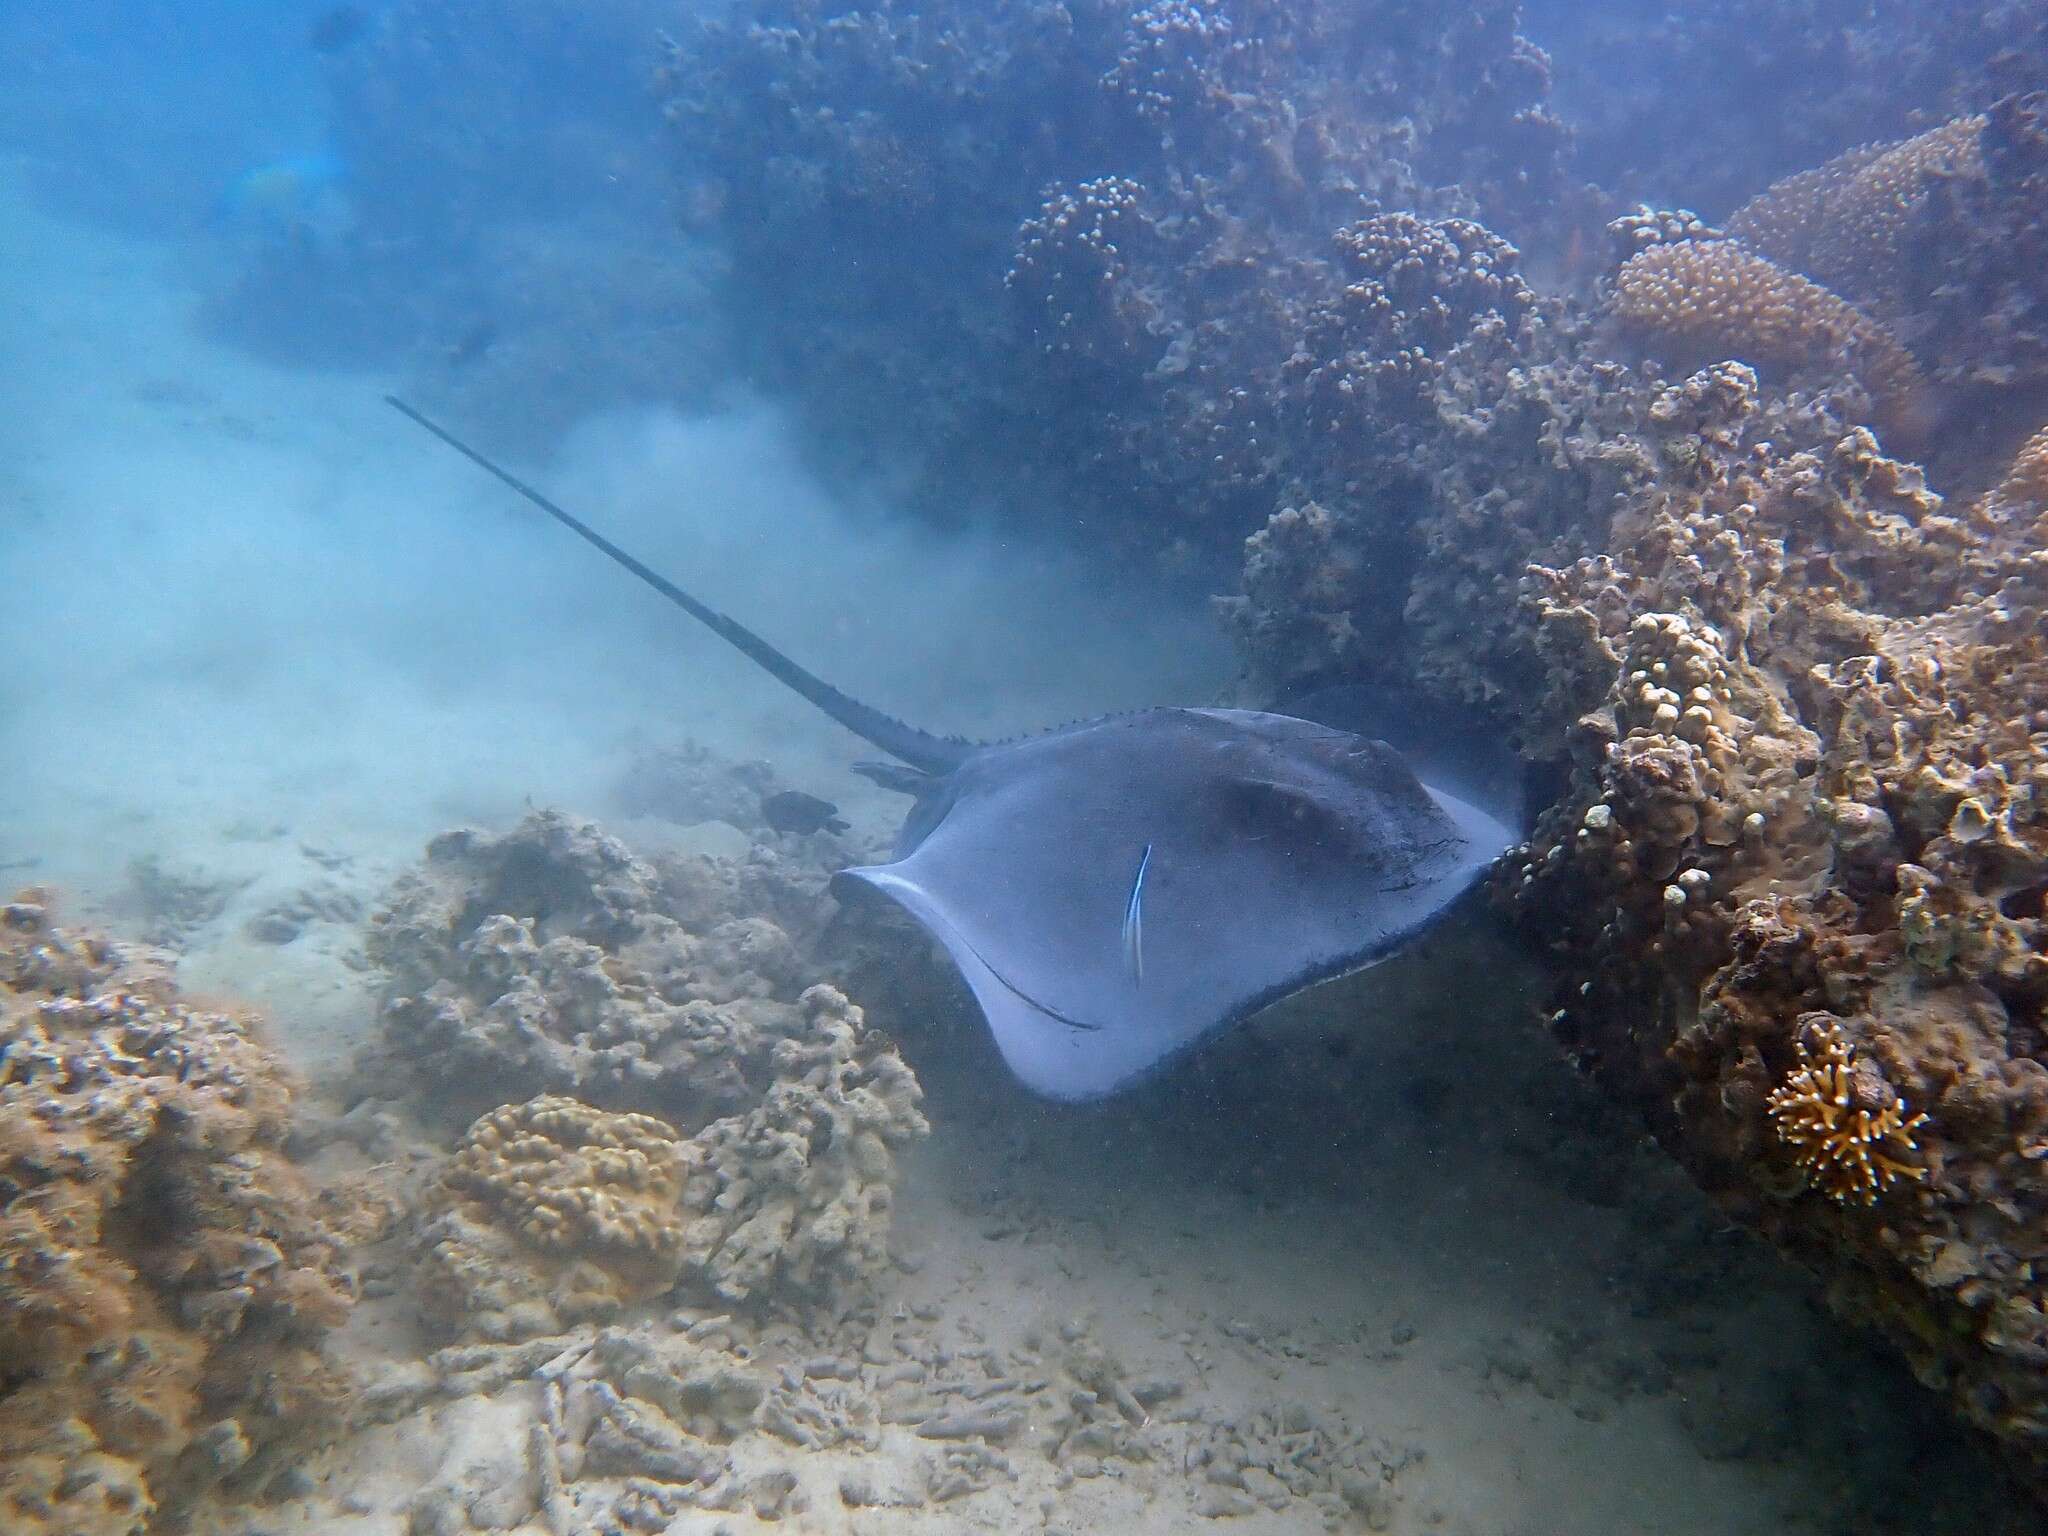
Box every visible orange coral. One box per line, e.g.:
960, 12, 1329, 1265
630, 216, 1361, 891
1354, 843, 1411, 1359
449, 1095, 688, 1265
0, 893, 353, 1532
1610, 239, 1923, 425
1766, 1017, 1929, 1206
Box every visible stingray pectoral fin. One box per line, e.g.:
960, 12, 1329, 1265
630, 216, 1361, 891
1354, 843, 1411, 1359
835, 865, 1170, 1101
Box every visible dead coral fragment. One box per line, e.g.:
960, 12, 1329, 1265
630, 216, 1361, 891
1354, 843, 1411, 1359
1766, 1018, 1929, 1205
1610, 239, 1922, 416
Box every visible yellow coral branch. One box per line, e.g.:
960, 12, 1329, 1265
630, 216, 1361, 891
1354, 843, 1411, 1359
1766, 1019, 1929, 1205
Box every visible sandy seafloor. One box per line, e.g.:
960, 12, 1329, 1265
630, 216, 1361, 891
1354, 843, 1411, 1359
0, 159, 1980, 1534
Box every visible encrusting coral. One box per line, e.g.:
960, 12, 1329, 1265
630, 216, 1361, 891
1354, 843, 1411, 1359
0, 893, 356, 1534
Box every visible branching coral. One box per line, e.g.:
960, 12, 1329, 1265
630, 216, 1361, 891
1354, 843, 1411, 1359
1006, 176, 1165, 368
0, 894, 354, 1533
1766, 1017, 1931, 1204
1295, 213, 1539, 446
1609, 240, 1924, 428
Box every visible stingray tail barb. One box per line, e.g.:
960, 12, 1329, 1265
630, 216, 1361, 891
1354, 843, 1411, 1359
386, 396, 972, 776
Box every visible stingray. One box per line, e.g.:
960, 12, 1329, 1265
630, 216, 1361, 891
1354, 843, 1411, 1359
387, 398, 1520, 1100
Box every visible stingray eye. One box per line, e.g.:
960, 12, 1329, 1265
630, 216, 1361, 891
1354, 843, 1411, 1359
1220, 777, 1338, 842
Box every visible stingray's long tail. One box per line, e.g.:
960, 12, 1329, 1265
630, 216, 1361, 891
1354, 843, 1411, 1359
385, 396, 973, 777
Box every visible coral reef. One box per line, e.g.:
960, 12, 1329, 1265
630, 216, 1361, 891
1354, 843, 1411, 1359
369, 812, 927, 1328
0, 893, 355, 1533
662, 0, 1572, 576
1216, 176, 2048, 1486
1478, 386, 2048, 1494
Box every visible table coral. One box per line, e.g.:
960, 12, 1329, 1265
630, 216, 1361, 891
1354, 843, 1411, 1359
1728, 116, 1988, 313
1714, 99, 2048, 470
0, 893, 354, 1533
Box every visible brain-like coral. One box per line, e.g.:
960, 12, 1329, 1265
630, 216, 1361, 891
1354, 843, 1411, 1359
414, 990, 927, 1338
0, 894, 355, 1534
417, 1094, 690, 1341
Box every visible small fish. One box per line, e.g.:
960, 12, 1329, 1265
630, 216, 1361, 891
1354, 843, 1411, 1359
443, 319, 500, 370
1122, 842, 1152, 986
761, 789, 849, 836
309, 5, 371, 54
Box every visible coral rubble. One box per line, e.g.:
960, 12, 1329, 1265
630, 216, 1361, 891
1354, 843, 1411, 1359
0, 894, 355, 1533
